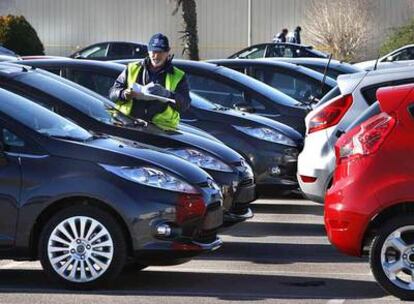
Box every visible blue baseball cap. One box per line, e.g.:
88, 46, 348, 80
148, 33, 170, 52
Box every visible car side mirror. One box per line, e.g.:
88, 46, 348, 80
74, 53, 84, 59
386, 56, 394, 62
234, 103, 255, 113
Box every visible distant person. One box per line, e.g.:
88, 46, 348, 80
273, 28, 288, 43
287, 26, 302, 44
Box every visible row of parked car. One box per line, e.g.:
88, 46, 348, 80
1, 41, 414, 299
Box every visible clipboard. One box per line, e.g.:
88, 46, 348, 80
132, 83, 176, 104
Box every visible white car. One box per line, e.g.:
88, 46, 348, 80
297, 66, 414, 203
354, 44, 414, 71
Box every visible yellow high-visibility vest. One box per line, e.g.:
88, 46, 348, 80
115, 62, 185, 130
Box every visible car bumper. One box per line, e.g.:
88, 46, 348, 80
325, 169, 379, 257
210, 167, 256, 224
297, 168, 331, 203
248, 147, 299, 192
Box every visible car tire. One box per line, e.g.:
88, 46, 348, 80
370, 215, 414, 300
39, 204, 127, 289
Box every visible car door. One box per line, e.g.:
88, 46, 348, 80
0, 122, 24, 248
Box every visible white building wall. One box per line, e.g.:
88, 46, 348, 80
0, 0, 413, 60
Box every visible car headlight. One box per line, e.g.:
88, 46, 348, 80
168, 148, 233, 172
100, 164, 199, 194
234, 126, 297, 147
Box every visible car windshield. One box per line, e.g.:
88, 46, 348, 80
17, 71, 136, 127
0, 88, 92, 140
216, 66, 302, 107
189, 92, 219, 110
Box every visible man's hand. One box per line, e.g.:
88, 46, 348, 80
145, 84, 172, 98
123, 86, 145, 99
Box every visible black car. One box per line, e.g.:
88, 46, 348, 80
228, 42, 328, 59
0, 87, 223, 287
184, 93, 303, 192
208, 59, 337, 104
69, 41, 148, 61
5, 62, 255, 222
167, 60, 309, 134
267, 58, 362, 80
18, 59, 303, 193
117, 59, 308, 134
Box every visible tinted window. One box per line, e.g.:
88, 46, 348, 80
16, 72, 131, 126
134, 45, 148, 57
267, 45, 294, 58
2, 129, 24, 147
235, 45, 267, 59
0, 89, 91, 140
189, 92, 218, 110
254, 67, 322, 102
108, 43, 134, 57
186, 73, 245, 107
309, 66, 343, 80
216, 66, 301, 107
391, 47, 414, 61
66, 69, 115, 97
362, 78, 414, 106
79, 43, 109, 58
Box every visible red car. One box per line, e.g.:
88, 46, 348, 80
325, 83, 414, 300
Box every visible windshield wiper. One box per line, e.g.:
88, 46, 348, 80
50, 135, 91, 142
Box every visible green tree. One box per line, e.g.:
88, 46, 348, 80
172, 0, 200, 60
0, 15, 44, 55
380, 18, 414, 56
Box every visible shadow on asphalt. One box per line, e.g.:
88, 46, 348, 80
0, 269, 385, 300
251, 203, 323, 216
197, 242, 364, 264
222, 221, 326, 237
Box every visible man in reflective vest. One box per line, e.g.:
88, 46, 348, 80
109, 33, 191, 130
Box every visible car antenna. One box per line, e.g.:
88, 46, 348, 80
319, 53, 333, 97
373, 53, 381, 71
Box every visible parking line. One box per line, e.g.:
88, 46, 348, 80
0, 261, 28, 269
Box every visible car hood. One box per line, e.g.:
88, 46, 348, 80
178, 123, 223, 143
45, 136, 211, 184
128, 123, 245, 165
191, 106, 303, 144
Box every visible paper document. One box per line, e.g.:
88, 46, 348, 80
132, 83, 175, 104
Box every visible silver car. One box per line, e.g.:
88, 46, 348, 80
354, 44, 414, 71
297, 66, 414, 203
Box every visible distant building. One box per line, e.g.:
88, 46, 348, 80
1, 0, 413, 60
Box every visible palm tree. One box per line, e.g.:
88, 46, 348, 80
172, 0, 200, 60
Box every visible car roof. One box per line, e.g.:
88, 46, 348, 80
18, 58, 126, 71
208, 58, 337, 87
266, 57, 361, 71
337, 66, 414, 94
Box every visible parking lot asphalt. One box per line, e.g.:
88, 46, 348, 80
0, 197, 406, 303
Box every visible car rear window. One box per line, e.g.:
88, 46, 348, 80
361, 78, 414, 106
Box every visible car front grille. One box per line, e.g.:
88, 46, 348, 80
240, 178, 254, 187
